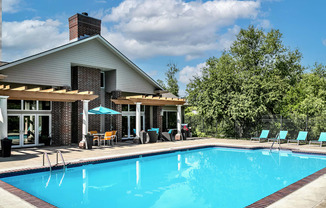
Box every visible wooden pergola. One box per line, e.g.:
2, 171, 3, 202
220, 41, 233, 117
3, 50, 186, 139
113, 95, 186, 138
112, 95, 186, 106
0, 85, 98, 148
0, 85, 98, 102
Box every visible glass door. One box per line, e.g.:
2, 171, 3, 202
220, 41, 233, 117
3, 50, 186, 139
39, 115, 51, 144
23, 115, 36, 146
122, 114, 145, 139
8, 115, 21, 146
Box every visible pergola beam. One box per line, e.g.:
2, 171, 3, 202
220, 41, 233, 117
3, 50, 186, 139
112, 95, 186, 106
0, 85, 98, 102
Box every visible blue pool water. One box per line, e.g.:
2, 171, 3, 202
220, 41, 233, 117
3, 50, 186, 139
2, 147, 326, 207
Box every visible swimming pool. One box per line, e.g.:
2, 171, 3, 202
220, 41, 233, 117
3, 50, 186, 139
2, 147, 326, 207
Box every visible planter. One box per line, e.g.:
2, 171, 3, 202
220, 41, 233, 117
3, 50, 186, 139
1, 138, 12, 157
85, 135, 94, 149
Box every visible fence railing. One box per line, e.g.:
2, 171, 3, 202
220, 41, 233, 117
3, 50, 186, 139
185, 114, 326, 140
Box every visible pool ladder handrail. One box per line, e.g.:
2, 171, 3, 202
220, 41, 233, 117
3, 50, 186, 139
270, 134, 281, 152
42, 152, 52, 172
56, 150, 66, 170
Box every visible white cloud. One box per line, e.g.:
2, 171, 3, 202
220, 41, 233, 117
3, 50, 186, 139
179, 62, 207, 85
322, 39, 326, 47
255, 19, 272, 29
2, 0, 21, 13
100, 0, 261, 59
147, 70, 158, 77
3, 19, 68, 61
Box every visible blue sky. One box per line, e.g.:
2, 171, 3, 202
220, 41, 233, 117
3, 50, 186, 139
2, 0, 326, 96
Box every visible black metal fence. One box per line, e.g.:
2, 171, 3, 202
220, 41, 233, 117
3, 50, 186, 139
185, 114, 326, 140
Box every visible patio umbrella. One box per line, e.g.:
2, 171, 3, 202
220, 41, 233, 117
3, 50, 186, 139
88, 105, 121, 115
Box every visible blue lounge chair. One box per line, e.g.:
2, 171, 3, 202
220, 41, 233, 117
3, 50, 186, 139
251, 130, 269, 142
287, 131, 308, 145
268, 131, 288, 143
309, 132, 326, 147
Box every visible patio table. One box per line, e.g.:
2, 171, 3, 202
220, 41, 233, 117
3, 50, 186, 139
93, 133, 105, 146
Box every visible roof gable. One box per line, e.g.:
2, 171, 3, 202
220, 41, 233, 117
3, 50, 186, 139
0, 35, 163, 91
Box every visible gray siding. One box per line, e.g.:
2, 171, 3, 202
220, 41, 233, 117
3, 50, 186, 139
1, 38, 157, 94
105, 70, 116, 92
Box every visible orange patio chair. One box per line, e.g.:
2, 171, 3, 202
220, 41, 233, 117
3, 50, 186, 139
101, 131, 113, 145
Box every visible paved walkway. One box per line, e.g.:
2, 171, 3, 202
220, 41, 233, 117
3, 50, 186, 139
1, 138, 326, 207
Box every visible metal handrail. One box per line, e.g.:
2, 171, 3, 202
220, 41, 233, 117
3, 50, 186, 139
42, 152, 52, 172
270, 134, 281, 152
56, 150, 66, 169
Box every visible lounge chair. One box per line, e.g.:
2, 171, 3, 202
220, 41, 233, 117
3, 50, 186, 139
161, 132, 172, 141
251, 130, 269, 142
268, 131, 288, 143
287, 131, 308, 145
309, 132, 326, 147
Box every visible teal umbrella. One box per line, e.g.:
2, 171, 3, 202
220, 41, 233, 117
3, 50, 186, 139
88, 106, 121, 115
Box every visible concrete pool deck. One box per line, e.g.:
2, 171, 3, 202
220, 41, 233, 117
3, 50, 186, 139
1, 137, 326, 207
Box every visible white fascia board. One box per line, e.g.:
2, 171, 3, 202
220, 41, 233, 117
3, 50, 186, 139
0, 36, 99, 71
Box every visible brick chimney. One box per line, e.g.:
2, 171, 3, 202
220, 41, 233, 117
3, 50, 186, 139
68, 12, 101, 41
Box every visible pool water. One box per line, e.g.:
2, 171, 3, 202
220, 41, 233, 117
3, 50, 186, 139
2, 147, 326, 207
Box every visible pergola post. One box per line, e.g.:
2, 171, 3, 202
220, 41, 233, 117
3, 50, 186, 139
0, 96, 8, 140
177, 105, 182, 136
136, 102, 141, 137
82, 100, 90, 148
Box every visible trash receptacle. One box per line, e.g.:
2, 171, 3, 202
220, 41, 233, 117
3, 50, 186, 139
85, 135, 93, 149
1, 138, 12, 157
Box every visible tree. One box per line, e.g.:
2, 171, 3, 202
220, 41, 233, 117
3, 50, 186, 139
165, 63, 180, 97
187, 25, 303, 137
156, 79, 166, 90
157, 63, 180, 97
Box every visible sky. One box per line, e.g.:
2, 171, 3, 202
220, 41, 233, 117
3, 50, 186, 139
2, 0, 326, 96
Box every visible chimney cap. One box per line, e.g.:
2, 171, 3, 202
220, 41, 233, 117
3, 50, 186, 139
82, 12, 88, 16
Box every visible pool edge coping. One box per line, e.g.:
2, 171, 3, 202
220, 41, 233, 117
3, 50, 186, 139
1, 143, 326, 208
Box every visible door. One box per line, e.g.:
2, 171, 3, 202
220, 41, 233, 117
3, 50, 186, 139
122, 114, 145, 138
22, 115, 36, 146
8, 115, 21, 146
39, 115, 51, 144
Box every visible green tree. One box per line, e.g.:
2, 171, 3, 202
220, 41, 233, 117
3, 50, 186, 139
157, 63, 180, 97
187, 25, 303, 137
156, 79, 166, 90
166, 63, 180, 97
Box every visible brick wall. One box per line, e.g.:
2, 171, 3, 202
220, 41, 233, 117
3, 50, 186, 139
52, 102, 72, 145
153, 106, 163, 134
105, 91, 122, 140
71, 66, 101, 143
68, 13, 101, 40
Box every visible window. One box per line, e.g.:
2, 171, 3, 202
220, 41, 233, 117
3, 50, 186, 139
39, 101, 51, 110
24, 100, 37, 110
129, 105, 136, 111
8, 100, 21, 110
122, 105, 129, 111
101, 72, 105, 88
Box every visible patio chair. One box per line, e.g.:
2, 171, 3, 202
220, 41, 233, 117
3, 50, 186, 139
268, 131, 288, 143
309, 132, 326, 147
148, 130, 158, 143
89, 131, 99, 145
287, 131, 308, 145
168, 129, 178, 141
101, 131, 113, 145
251, 130, 269, 142
161, 132, 172, 141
